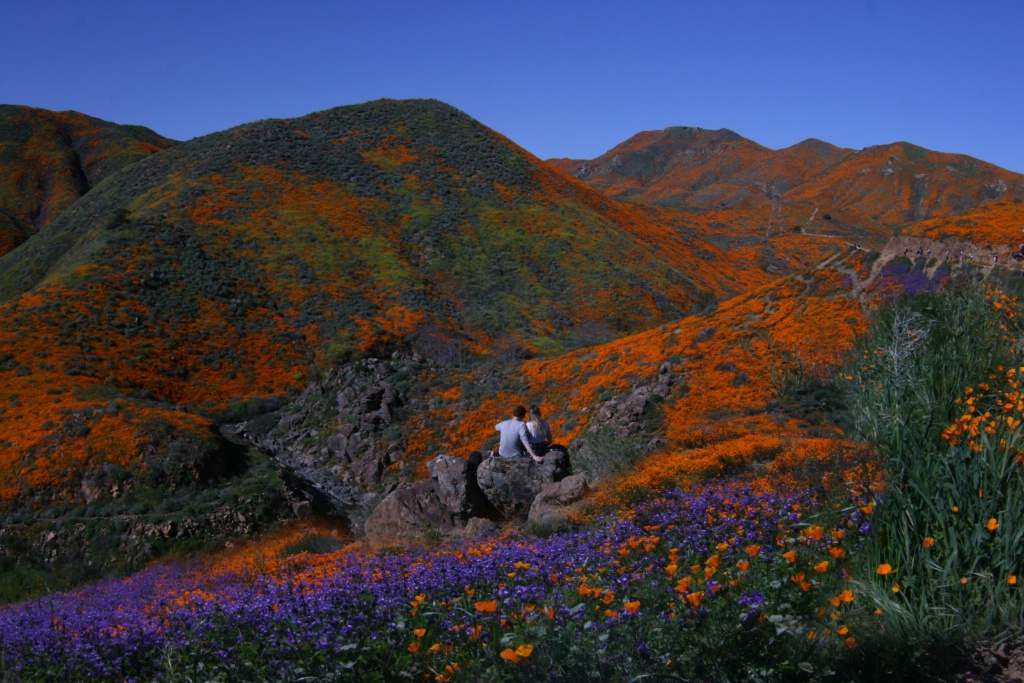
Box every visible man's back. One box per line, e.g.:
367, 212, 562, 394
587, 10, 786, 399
495, 418, 528, 457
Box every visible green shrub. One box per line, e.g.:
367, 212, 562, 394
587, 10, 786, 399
278, 533, 346, 558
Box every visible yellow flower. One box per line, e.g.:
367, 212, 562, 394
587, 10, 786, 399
892, 584, 901, 593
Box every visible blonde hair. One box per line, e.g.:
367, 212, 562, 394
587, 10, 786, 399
528, 405, 548, 440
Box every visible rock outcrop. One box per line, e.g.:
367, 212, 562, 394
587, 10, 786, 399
363, 480, 454, 549
528, 474, 590, 530
475, 450, 570, 519
239, 354, 427, 507
363, 449, 582, 548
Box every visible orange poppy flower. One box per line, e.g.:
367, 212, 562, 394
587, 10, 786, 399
814, 561, 830, 573
413, 628, 426, 638
783, 550, 797, 563
746, 545, 761, 557
876, 564, 892, 576
922, 537, 935, 548
736, 560, 750, 572
986, 518, 999, 532
705, 554, 721, 568
475, 600, 498, 613
408, 642, 420, 654
624, 601, 641, 614
686, 591, 704, 608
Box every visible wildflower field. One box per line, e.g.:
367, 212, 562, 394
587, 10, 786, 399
2, 284, 1023, 682
1, 476, 879, 682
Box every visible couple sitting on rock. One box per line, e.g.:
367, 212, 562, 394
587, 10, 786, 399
493, 404, 555, 463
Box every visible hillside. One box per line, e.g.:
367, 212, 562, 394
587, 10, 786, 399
0, 100, 798, 582
4, 98, 1021, 599
0, 106, 176, 256
552, 128, 1024, 265
548, 126, 774, 204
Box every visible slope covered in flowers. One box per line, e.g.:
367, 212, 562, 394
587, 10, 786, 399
554, 128, 1024, 276
903, 198, 1024, 250
0, 105, 175, 257
0, 100, 784, 508
407, 253, 869, 487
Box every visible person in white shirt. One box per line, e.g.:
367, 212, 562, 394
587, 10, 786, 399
494, 405, 542, 462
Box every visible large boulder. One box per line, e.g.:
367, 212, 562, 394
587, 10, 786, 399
476, 450, 570, 520
363, 480, 453, 549
428, 454, 490, 520
528, 474, 589, 530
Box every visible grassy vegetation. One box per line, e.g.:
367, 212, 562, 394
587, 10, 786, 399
837, 283, 1024, 677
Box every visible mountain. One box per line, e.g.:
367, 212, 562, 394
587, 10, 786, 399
0, 106, 176, 256
553, 128, 1024, 256
0, 99, 794, 558
548, 126, 773, 204
4, 98, 1020, 593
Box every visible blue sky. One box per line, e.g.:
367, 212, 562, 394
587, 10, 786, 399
4, 0, 1022, 172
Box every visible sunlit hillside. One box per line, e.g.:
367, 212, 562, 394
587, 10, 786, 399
0, 100, 790, 581
0, 105, 175, 257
